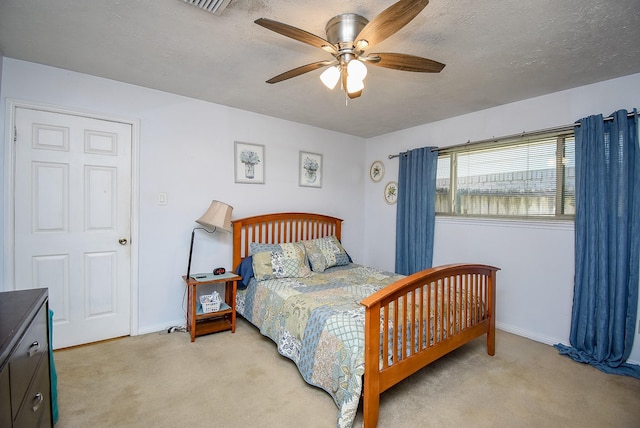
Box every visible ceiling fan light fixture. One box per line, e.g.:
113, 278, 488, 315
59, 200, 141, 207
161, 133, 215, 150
347, 59, 368, 81
346, 75, 364, 94
320, 66, 341, 90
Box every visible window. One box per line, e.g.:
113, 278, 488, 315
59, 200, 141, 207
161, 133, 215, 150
436, 132, 575, 219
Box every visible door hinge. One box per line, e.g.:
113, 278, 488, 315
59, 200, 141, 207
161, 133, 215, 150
14, 126, 17, 143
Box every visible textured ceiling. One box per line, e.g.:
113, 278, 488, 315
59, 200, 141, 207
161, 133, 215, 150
1, 0, 639, 138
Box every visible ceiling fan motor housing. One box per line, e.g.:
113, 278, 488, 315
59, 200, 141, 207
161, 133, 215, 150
325, 13, 369, 50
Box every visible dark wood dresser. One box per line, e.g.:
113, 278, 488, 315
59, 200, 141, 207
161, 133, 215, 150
0, 289, 53, 427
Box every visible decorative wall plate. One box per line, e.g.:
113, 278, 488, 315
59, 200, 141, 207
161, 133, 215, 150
384, 181, 398, 204
369, 160, 384, 182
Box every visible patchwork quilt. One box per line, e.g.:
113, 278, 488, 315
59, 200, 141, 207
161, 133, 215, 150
236, 263, 403, 428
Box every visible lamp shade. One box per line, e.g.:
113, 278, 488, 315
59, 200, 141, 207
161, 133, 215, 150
195, 200, 233, 232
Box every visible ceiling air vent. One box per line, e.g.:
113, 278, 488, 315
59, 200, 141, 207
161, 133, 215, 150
181, 0, 233, 16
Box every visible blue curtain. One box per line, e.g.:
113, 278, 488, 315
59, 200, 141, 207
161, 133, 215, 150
555, 109, 640, 378
395, 147, 438, 275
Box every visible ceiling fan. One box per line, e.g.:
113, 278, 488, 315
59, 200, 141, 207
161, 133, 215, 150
254, 0, 445, 99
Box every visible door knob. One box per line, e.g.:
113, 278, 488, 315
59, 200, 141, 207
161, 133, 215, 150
119, 238, 128, 245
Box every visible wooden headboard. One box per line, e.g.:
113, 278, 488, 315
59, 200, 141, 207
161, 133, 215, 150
232, 212, 343, 269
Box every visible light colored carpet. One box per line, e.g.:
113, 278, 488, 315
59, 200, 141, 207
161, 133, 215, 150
53, 318, 640, 427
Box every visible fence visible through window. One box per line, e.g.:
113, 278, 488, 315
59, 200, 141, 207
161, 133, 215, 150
436, 134, 575, 219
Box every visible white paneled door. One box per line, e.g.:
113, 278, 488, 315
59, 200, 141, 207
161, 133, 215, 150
14, 107, 132, 349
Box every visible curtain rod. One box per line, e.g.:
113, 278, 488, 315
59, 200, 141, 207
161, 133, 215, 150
387, 122, 571, 159
388, 110, 638, 159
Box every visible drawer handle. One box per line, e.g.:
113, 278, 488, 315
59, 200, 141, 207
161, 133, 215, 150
28, 341, 40, 357
32, 392, 44, 412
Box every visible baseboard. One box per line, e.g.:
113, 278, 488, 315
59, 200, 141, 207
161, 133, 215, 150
496, 322, 564, 347
137, 320, 640, 366
136, 318, 186, 336
496, 322, 640, 366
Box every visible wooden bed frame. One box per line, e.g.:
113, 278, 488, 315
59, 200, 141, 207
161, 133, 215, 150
232, 212, 499, 427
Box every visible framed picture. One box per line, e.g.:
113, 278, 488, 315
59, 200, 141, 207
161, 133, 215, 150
384, 181, 398, 204
234, 141, 265, 184
299, 151, 322, 188
369, 160, 385, 182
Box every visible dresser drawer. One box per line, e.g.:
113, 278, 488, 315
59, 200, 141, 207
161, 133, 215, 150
13, 356, 52, 428
9, 304, 48, 419
0, 365, 12, 427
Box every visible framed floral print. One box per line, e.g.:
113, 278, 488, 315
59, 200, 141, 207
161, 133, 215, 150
299, 151, 322, 188
235, 141, 265, 184
384, 181, 398, 204
369, 160, 385, 182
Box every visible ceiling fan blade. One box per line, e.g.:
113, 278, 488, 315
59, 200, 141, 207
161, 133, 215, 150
266, 60, 336, 84
367, 52, 445, 73
255, 18, 337, 54
355, 0, 429, 50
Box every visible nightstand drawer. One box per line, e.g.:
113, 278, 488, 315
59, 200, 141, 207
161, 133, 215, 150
9, 304, 48, 419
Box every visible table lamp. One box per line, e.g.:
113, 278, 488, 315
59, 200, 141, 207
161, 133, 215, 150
186, 200, 233, 280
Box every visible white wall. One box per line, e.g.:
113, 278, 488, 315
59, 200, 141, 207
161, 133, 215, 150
2, 57, 638, 365
363, 72, 640, 364
0, 58, 367, 334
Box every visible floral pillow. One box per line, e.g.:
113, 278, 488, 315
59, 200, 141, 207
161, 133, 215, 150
250, 242, 311, 281
301, 235, 350, 273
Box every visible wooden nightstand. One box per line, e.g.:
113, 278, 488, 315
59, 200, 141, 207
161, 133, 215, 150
182, 272, 241, 342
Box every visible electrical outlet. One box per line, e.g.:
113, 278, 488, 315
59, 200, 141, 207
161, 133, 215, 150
158, 193, 167, 205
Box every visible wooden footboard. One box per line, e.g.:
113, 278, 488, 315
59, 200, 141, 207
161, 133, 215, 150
361, 264, 499, 428
232, 213, 499, 428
